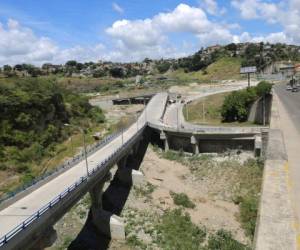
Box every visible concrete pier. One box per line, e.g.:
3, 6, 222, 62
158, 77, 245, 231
89, 173, 125, 240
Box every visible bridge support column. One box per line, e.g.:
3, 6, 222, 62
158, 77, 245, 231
191, 135, 199, 155
255, 135, 262, 157
160, 131, 169, 151
89, 172, 125, 240
116, 155, 145, 186
30, 226, 57, 250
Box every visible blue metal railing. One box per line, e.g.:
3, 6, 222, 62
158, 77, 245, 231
0, 123, 147, 247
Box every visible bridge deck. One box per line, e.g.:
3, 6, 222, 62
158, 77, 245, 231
0, 93, 168, 241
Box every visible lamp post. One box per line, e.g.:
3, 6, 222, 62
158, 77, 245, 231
64, 123, 89, 177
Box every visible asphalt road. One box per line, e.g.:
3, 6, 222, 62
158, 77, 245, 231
274, 82, 300, 231
274, 83, 300, 133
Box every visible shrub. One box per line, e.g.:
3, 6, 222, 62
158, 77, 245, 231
170, 191, 196, 209
221, 88, 257, 122
156, 209, 206, 249
207, 229, 249, 250
239, 195, 259, 238
255, 81, 272, 97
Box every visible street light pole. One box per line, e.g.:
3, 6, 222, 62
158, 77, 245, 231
177, 105, 179, 131
64, 123, 89, 177
82, 131, 89, 176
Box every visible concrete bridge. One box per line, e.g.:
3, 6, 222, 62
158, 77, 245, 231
0, 91, 266, 250
111, 94, 153, 105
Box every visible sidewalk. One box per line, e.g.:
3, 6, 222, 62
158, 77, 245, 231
273, 93, 300, 248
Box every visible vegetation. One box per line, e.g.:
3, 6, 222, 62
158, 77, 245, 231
183, 92, 230, 125
155, 208, 248, 250
134, 182, 156, 199
233, 158, 264, 238
221, 81, 272, 122
207, 230, 250, 250
170, 191, 196, 209
0, 78, 105, 194
2, 43, 300, 82
221, 87, 258, 122
170, 57, 242, 82
155, 208, 206, 249
156, 149, 263, 240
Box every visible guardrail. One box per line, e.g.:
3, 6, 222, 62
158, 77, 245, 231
0, 131, 122, 205
0, 122, 147, 247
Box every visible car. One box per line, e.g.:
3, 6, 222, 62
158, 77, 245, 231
286, 85, 292, 91
292, 87, 298, 92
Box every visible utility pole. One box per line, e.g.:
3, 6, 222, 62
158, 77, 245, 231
82, 130, 89, 176
202, 99, 205, 124
263, 94, 266, 126
177, 105, 179, 131
186, 104, 189, 121
64, 123, 89, 177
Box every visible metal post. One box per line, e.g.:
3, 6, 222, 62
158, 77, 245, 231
70, 136, 74, 155
186, 104, 189, 121
82, 131, 89, 176
177, 105, 179, 131
248, 73, 250, 88
202, 99, 205, 124
136, 113, 139, 131
263, 94, 266, 126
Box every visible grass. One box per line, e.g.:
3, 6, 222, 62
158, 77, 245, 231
207, 230, 250, 250
156, 149, 264, 241
134, 182, 156, 199
183, 91, 260, 126
170, 191, 196, 209
155, 208, 249, 250
155, 208, 206, 249
184, 92, 229, 125
169, 57, 242, 83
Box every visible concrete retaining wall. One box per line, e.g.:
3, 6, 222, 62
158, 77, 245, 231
248, 94, 272, 125
254, 91, 297, 249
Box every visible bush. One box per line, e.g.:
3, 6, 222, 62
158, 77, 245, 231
221, 88, 257, 122
239, 195, 259, 238
170, 191, 196, 208
207, 229, 249, 250
156, 209, 206, 249
255, 81, 272, 97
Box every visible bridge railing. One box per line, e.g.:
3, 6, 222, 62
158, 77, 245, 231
0, 122, 147, 247
0, 131, 122, 205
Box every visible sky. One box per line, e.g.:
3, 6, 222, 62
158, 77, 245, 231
0, 0, 299, 65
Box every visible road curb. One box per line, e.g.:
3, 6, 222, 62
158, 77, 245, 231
254, 92, 297, 250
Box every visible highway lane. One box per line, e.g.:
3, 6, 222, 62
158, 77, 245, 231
0, 93, 168, 240
274, 83, 300, 133
274, 82, 300, 232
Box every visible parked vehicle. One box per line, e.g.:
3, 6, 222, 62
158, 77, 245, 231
286, 85, 292, 91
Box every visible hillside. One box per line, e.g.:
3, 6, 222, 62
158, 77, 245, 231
1, 42, 300, 81
0, 78, 105, 194
169, 57, 242, 82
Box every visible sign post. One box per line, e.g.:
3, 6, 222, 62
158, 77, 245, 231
240, 66, 257, 87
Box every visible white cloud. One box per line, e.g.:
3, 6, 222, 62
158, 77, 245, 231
112, 2, 124, 14
0, 19, 58, 65
200, 0, 226, 15
231, 0, 300, 44
106, 3, 237, 60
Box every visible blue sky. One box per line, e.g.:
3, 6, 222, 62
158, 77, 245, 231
0, 0, 297, 65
